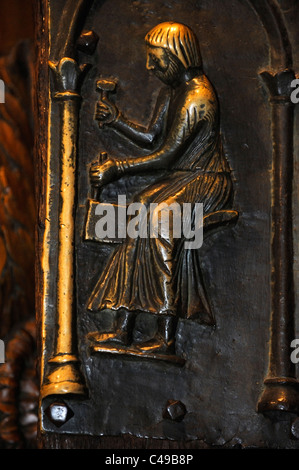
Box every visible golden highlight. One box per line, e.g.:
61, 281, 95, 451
145, 22, 202, 70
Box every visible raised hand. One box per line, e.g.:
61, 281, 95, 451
95, 99, 119, 127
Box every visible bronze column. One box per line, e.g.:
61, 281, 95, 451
258, 69, 299, 414
41, 58, 88, 398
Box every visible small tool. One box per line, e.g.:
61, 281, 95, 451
95, 78, 118, 127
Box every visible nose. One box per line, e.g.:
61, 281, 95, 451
146, 54, 155, 71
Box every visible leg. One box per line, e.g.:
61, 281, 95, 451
134, 314, 178, 354
94, 308, 135, 346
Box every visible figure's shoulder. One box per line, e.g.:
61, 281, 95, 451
183, 74, 218, 118
187, 74, 217, 103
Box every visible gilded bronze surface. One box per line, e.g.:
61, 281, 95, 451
41, 58, 89, 398
1, 0, 299, 452
37, 0, 299, 447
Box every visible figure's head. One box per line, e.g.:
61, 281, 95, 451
145, 22, 202, 85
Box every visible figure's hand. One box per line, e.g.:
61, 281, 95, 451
89, 158, 118, 187
95, 99, 118, 127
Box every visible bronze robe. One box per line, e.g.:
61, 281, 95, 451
88, 74, 232, 324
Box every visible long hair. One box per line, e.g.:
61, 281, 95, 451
145, 22, 202, 70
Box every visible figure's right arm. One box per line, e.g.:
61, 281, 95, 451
97, 87, 170, 149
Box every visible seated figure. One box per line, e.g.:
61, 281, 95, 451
88, 22, 234, 355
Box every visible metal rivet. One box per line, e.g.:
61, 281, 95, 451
291, 417, 299, 439
76, 30, 99, 55
45, 401, 74, 427
163, 399, 187, 422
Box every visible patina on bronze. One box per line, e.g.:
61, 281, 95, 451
86, 22, 237, 362
36, 0, 299, 447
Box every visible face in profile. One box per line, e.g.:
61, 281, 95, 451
146, 45, 184, 85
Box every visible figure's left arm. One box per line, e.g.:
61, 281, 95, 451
90, 84, 215, 187
95, 87, 171, 148
116, 86, 214, 174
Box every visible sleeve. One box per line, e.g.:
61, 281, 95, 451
117, 82, 216, 174
112, 86, 171, 148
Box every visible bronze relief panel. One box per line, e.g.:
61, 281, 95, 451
38, 0, 299, 446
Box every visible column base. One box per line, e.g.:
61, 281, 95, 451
41, 358, 87, 398
257, 377, 299, 418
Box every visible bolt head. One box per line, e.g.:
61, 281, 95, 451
76, 30, 99, 55
45, 401, 74, 427
291, 417, 299, 439
163, 399, 187, 422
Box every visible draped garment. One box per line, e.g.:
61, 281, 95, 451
88, 74, 233, 324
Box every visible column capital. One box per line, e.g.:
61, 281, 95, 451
49, 57, 90, 95
260, 69, 296, 102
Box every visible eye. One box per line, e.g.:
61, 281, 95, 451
150, 54, 160, 64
